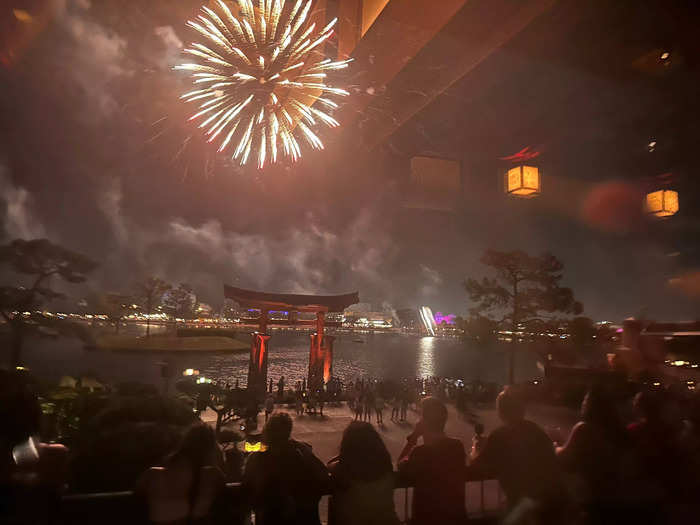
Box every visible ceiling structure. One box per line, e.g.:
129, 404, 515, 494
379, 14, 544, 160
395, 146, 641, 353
334, 0, 699, 171
324, 0, 699, 260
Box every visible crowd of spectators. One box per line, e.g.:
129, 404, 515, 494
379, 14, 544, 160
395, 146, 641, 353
4, 366, 700, 524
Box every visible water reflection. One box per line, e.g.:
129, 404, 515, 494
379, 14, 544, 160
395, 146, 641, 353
416, 337, 436, 377
20, 331, 543, 387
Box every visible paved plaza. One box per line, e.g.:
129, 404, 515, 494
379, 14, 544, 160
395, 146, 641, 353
202, 399, 578, 520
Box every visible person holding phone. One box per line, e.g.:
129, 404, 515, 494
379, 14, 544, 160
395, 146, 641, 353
397, 397, 467, 525
1, 370, 69, 523
466, 387, 566, 523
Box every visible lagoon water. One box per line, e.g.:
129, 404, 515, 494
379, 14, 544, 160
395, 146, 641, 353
19, 325, 543, 387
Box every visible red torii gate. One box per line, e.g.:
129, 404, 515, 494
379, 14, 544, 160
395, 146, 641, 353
223, 285, 359, 398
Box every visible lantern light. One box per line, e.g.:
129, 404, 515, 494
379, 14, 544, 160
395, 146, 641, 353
646, 189, 679, 218
505, 165, 540, 197
244, 440, 267, 452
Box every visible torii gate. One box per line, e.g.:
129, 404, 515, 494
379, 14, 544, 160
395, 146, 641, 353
223, 285, 359, 398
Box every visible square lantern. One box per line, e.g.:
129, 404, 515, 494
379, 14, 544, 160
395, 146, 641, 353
646, 189, 679, 217
505, 165, 540, 197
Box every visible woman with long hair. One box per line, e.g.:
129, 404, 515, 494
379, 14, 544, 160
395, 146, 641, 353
328, 421, 399, 525
556, 385, 629, 523
137, 423, 224, 525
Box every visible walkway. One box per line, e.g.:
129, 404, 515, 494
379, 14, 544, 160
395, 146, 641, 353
202, 399, 578, 520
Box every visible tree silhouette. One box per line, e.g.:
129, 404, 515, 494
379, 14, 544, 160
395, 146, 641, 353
460, 314, 499, 346
163, 283, 198, 320
0, 239, 97, 366
96, 293, 133, 334
464, 250, 582, 384
135, 277, 171, 337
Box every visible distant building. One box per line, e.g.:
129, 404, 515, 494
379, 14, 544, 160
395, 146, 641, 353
343, 304, 393, 328
433, 312, 456, 325
196, 303, 213, 317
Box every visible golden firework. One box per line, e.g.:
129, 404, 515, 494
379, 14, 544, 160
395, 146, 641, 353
175, 0, 351, 168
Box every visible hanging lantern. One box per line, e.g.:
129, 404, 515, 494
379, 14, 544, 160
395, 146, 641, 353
505, 165, 541, 197
501, 147, 541, 198
645, 189, 679, 217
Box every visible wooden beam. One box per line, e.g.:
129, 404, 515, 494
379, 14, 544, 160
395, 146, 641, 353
337, 0, 558, 150
337, 0, 468, 126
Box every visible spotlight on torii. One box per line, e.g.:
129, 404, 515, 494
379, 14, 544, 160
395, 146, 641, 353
223, 285, 359, 399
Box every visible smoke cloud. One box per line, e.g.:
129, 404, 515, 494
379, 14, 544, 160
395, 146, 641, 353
55, 0, 130, 117
93, 173, 400, 307
0, 163, 45, 240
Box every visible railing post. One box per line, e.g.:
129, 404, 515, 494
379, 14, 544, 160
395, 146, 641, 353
480, 480, 485, 515
59, 476, 505, 524
404, 487, 409, 524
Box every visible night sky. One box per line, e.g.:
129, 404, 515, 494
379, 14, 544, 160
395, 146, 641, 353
1, 0, 699, 321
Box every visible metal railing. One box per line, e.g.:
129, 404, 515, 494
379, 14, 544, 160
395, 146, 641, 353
59, 478, 504, 525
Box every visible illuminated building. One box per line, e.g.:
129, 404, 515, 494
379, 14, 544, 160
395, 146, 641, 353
325, 312, 345, 324
240, 309, 261, 322
433, 312, 456, 325
268, 310, 290, 322
343, 305, 393, 329
196, 303, 213, 316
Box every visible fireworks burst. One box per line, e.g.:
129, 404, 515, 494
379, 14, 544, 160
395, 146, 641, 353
174, 0, 351, 168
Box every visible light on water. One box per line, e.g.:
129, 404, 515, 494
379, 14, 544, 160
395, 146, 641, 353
417, 336, 436, 377
20, 329, 544, 387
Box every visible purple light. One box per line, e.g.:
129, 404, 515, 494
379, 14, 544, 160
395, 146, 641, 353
433, 312, 456, 325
